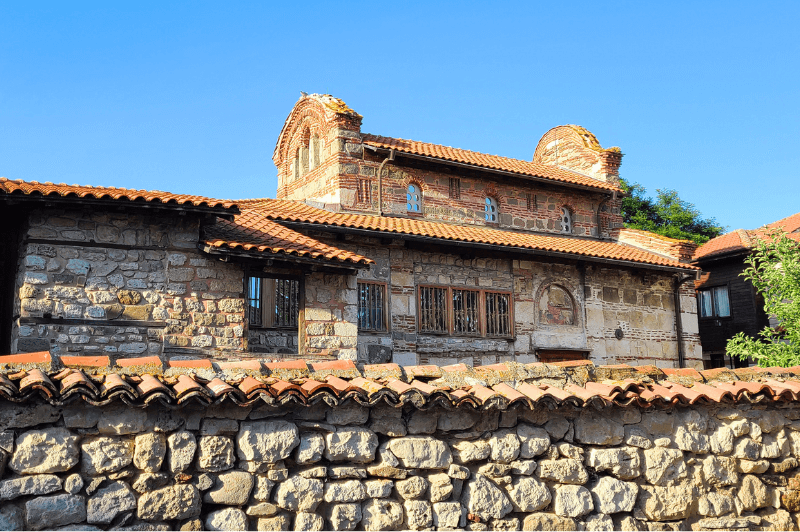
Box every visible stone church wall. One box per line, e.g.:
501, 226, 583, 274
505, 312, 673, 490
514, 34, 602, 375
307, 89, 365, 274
313, 232, 701, 369
0, 395, 798, 530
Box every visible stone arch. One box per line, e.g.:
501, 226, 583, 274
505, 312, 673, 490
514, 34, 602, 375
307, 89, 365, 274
480, 184, 502, 223
536, 282, 580, 327
273, 94, 361, 173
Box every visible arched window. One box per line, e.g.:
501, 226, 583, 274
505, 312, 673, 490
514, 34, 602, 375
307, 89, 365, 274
407, 184, 422, 213
485, 197, 499, 222
560, 207, 572, 233
300, 145, 309, 175
310, 134, 321, 170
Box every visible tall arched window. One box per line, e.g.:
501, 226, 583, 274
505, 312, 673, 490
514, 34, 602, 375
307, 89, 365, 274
560, 207, 572, 233
300, 145, 309, 175
310, 134, 321, 170
407, 184, 422, 213
485, 197, 499, 222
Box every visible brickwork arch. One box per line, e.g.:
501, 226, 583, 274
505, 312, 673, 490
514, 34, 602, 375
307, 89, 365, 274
533, 125, 622, 184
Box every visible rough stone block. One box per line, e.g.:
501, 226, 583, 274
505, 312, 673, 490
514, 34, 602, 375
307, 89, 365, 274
25, 494, 86, 530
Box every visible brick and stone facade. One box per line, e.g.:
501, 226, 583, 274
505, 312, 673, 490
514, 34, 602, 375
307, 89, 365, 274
3, 94, 703, 370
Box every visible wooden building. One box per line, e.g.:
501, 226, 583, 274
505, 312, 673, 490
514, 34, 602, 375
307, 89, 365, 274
693, 212, 800, 368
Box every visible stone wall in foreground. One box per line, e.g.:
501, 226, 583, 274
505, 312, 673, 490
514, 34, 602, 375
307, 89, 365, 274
1, 399, 800, 531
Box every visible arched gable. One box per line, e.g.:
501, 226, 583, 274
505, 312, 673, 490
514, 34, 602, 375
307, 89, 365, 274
273, 94, 362, 170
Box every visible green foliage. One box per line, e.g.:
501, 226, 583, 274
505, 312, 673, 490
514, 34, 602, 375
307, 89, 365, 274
727, 229, 800, 367
619, 178, 725, 245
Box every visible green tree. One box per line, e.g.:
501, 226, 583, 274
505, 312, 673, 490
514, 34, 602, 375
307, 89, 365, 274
727, 229, 800, 367
619, 178, 724, 245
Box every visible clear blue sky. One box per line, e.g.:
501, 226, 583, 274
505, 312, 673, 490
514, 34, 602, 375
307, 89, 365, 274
2, 1, 798, 232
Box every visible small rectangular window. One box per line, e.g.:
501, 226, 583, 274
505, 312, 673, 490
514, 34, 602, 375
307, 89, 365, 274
449, 178, 461, 199
358, 282, 387, 332
247, 276, 300, 328
485, 291, 512, 337
698, 286, 730, 318
419, 286, 448, 333
526, 192, 535, 211
452, 289, 480, 335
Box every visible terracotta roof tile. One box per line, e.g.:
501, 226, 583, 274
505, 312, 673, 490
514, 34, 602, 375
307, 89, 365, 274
203, 209, 372, 266
694, 211, 800, 261
362, 134, 622, 193
0, 177, 237, 212
241, 199, 697, 271
2, 353, 799, 410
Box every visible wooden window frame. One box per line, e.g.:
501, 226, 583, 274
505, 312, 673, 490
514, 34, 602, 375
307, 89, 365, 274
417, 284, 514, 339
697, 284, 732, 320
246, 273, 302, 330
357, 281, 388, 333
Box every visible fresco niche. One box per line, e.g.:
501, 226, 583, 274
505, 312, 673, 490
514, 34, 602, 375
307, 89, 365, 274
537, 283, 579, 326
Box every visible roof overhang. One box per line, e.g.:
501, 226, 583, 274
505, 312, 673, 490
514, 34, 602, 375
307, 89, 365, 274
1, 194, 239, 219
276, 220, 697, 275
200, 243, 369, 272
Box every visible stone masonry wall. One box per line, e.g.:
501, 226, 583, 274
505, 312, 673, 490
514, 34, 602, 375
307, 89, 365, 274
13, 209, 245, 357
298, 231, 701, 369
2, 398, 800, 530
303, 271, 358, 361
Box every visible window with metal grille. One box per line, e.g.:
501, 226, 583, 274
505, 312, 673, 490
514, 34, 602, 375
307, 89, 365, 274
418, 286, 514, 338
247, 277, 299, 328
449, 178, 461, 199
452, 289, 480, 335
358, 282, 386, 332
485, 292, 511, 337
419, 286, 448, 333
526, 192, 535, 211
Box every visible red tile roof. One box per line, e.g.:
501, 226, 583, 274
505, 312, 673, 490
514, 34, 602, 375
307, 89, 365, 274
0, 177, 238, 212
362, 134, 622, 194
239, 199, 697, 271
767, 211, 800, 233
694, 212, 800, 261
693, 229, 754, 260
3, 352, 800, 409
203, 209, 372, 266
